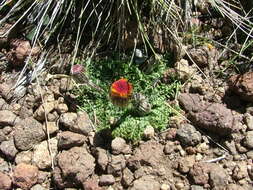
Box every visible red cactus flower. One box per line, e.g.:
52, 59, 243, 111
110, 78, 133, 107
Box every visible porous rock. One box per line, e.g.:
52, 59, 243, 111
0, 138, 18, 160
57, 131, 86, 149
111, 137, 131, 155
71, 112, 94, 135
209, 165, 229, 189
244, 131, 253, 149
14, 117, 46, 150
107, 154, 126, 176
130, 175, 160, 190
15, 150, 33, 164
54, 146, 95, 188
122, 167, 134, 187
13, 163, 39, 190
178, 93, 235, 136
176, 123, 202, 146
99, 174, 115, 186
34, 102, 55, 121
95, 147, 109, 171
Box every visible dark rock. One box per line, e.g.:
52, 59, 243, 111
176, 123, 202, 146
13, 163, 39, 190
228, 72, 253, 102
0, 172, 12, 190
0, 110, 20, 127
111, 137, 131, 155
54, 146, 95, 188
0, 138, 18, 160
209, 166, 229, 189
122, 167, 134, 187
130, 175, 160, 190
107, 154, 126, 176
178, 93, 235, 136
99, 174, 115, 186
14, 117, 46, 150
57, 131, 86, 149
128, 140, 164, 170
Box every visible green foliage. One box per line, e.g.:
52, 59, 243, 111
74, 56, 181, 142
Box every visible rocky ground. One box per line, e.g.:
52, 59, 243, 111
0, 43, 253, 190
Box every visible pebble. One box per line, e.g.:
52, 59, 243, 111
244, 113, 253, 130
0, 138, 18, 160
143, 125, 155, 139
0, 172, 12, 190
43, 121, 59, 135
160, 184, 170, 190
15, 150, 33, 164
57, 131, 86, 149
175, 182, 184, 189
111, 137, 131, 155
55, 103, 68, 114
34, 102, 55, 121
99, 174, 115, 186
0, 110, 20, 127
246, 150, 253, 159
244, 131, 253, 148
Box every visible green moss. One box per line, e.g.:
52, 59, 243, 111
74, 55, 180, 142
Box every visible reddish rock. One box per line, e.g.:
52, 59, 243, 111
0, 110, 20, 127
13, 163, 39, 190
83, 179, 103, 190
99, 174, 115, 186
0, 172, 12, 190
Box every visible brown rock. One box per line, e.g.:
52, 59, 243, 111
232, 162, 248, 180
228, 72, 253, 102
107, 154, 126, 176
111, 137, 131, 155
72, 112, 94, 135
209, 165, 229, 189
178, 93, 235, 136
0, 110, 20, 127
95, 147, 109, 171
0, 172, 12, 190
99, 174, 115, 186
54, 146, 95, 188
58, 131, 86, 149
0, 138, 18, 160
130, 175, 160, 190
178, 155, 195, 174
14, 117, 46, 150
34, 102, 55, 121
122, 168, 134, 187
13, 163, 39, 190
82, 179, 103, 190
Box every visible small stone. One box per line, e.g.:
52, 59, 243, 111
0, 83, 12, 100
0, 172, 12, 190
246, 150, 253, 159
209, 166, 229, 189
160, 183, 170, 190
14, 117, 46, 151
32, 138, 58, 169
82, 179, 103, 190
99, 174, 115, 186
0, 110, 20, 127
30, 184, 47, 190
195, 153, 203, 161
143, 125, 155, 139
111, 137, 131, 155
0, 158, 9, 173
59, 112, 77, 128
178, 155, 195, 174
55, 103, 68, 114
0, 138, 18, 160
232, 162, 248, 180
72, 112, 94, 135
0, 130, 6, 143
176, 123, 202, 146
165, 128, 177, 140
224, 140, 237, 155
191, 185, 204, 190
164, 141, 175, 154
13, 163, 39, 190
130, 176, 160, 190
2, 126, 12, 135
107, 154, 126, 176
175, 182, 184, 189
34, 102, 55, 121
175, 59, 195, 81
122, 168, 134, 187
47, 111, 59, 122
57, 131, 86, 149
244, 131, 253, 148
95, 147, 109, 171
43, 121, 59, 135
15, 151, 33, 164
244, 113, 253, 130
189, 162, 213, 185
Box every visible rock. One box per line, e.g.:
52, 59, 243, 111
0, 172, 12, 190
175, 182, 185, 189
59, 112, 77, 128
43, 121, 59, 135
130, 175, 160, 190
47, 111, 59, 122
178, 93, 235, 136
128, 140, 164, 170
72, 112, 94, 135
95, 147, 109, 171
15, 150, 33, 164
244, 113, 253, 130
178, 155, 195, 174
111, 137, 131, 155
164, 141, 176, 154
30, 184, 47, 190
99, 174, 115, 186
0, 110, 20, 127
191, 185, 204, 190
176, 123, 202, 146
209, 166, 229, 189
189, 162, 215, 185
160, 184, 170, 190
122, 168, 134, 187
107, 154, 126, 176
0, 138, 18, 160
0, 158, 9, 173
82, 179, 103, 190
244, 131, 253, 148
246, 150, 253, 159
143, 125, 155, 139
224, 140, 237, 155
0, 130, 7, 143
14, 117, 46, 150
13, 163, 39, 190
0, 83, 12, 100
54, 146, 95, 188
58, 131, 86, 149
34, 102, 55, 121
175, 59, 196, 81
232, 162, 248, 180
228, 72, 253, 102
225, 184, 246, 190
32, 138, 58, 169
55, 103, 68, 114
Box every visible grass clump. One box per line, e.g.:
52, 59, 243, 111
74, 56, 180, 142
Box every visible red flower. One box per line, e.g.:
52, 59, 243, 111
110, 78, 133, 107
